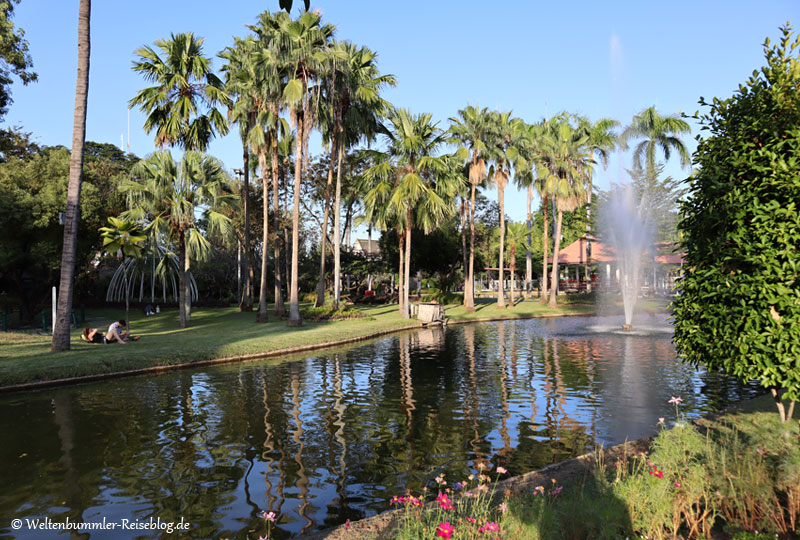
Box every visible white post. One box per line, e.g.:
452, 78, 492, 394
51, 286, 57, 334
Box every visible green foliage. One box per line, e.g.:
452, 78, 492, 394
0, 143, 133, 319
0, 0, 36, 121
674, 25, 800, 406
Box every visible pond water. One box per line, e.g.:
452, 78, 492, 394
0, 315, 759, 539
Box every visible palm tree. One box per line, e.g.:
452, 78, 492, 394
449, 105, 490, 311
219, 36, 258, 312
130, 33, 231, 151
362, 109, 456, 318
326, 42, 395, 309
272, 10, 335, 326
130, 32, 232, 322
620, 106, 690, 175
121, 151, 237, 328
537, 115, 590, 308
578, 116, 618, 290
486, 111, 526, 308
99, 217, 147, 333
52, 0, 90, 351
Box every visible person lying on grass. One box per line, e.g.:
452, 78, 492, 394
80, 321, 139, 344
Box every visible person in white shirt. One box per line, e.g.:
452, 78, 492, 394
106, 320, 130, 344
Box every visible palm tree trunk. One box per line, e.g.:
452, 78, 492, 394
509, 245, 516, 306
465, 181, 477, 311
124, 267, 130, 336
178, 230, 187, 328
283, 166, 291, 303
549, 209, 564, 308
584, 181, 592, 293
257, 150, 270, 323
240, 135, 252, 311
526, 185, 533, 297
397, 232, 405, 315
497, 181, 506, 309
52, 0, 90, 351
541, 195, 549, 302
332, 137, 345, 309
288, 109, 303, 327
403, 209, 412, 319
316, 134, 336, 307
460, 196, 468, 300
272, 124, 285, 316
184, 249, 191, 321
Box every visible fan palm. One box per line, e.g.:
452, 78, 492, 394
486, 111, 527, 308
449, 105, 491, 311
99, 217, 147, 333
120, 151, 237, 328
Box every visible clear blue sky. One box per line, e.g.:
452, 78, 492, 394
5, 0, 798, 224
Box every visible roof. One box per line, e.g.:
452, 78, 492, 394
353, 238, 380, 255
551, 236, 685, 265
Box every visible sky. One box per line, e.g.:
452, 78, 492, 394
5, 0, 798, 233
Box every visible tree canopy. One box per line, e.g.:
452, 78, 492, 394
673, 25, 800, 421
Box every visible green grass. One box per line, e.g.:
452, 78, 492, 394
0, 296, 592, 388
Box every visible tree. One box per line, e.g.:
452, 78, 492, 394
673, 25, 800, 424
449, 105, 491, 311
323, 42, 394, 309
620, 106, 690, 176
537, 115, 590, 307
274, 10, 335, 326
486, 111, 526, 308
362, 109, 456, 318
0, 0, 37, 122
99, 217, 146, 333
121, 151, 236, 329
51, 0, 90, 351
130, 32, 232, 323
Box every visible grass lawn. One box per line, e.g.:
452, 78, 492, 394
0, 296, 594, 389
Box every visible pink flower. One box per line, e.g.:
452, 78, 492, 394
552, 486, 563, 495
675, 482, 682, 488
436, 521, 455, 539
499, 502, 508, 514
668, 396, 683, 405
654, 470, 664, 479
658, 417, 665, 424
437, 492, 454, 511
261, 511, 276, 523
756, 448, 766, 456
466, 517, 477, 524
496, 466, 507, 475
478, 521, 500, 533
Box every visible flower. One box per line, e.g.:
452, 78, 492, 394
552, 486, 563, 495
756, 448, 766, 456
261, 511, 276, 523
478, 521, 500, 533
653, 470, 664, 479
499, 502, 508, 514
658, 417, 665, 424
437, 492, 454, 510
466, 517, 477, 524
455, 482, 463, 490
668, 396, 683, 405
436, 521, 455, 539
496, 466, 507, 475
674, 482, 682, 488
435, 474, 447, 486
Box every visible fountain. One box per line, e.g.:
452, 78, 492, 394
600, 185, 653, 331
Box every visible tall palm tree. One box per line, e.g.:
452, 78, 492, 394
219, 36, 258, 312
578, 116, 618, 290
130, 32, 232, 321
362, 109, 456, 318
537, 115, 590, 308
620, 106, 690, 175
449, 105, 490, 311
326, 42, 394, 309
52, 0, 91, 351
121, 151, 237, 328
486, 111, 526, 309
272, 10, 335, 326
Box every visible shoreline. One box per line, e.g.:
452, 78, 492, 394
0, 304, 597, 394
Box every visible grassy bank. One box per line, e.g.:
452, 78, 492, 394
0, 296, 593, 389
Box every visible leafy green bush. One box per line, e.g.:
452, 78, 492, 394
674, 25, 800, 422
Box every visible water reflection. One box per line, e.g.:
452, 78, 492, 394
0, 316, 760, 539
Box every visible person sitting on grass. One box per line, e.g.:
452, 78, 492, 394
107, 320, 133, 344
81, 327, 106, 344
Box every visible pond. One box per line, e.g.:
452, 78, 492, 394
0, 315, 759, 539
